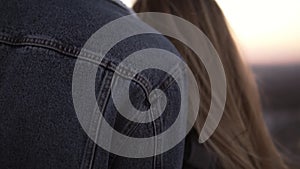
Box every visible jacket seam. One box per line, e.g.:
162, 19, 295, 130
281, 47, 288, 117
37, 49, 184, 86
0, 33, 182, 169
0, 33, 153, 95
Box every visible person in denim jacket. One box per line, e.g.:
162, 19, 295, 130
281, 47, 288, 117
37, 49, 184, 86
0, 0, 188, 168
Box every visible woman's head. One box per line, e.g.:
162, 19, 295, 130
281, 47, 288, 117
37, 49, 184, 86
134, 0, 288, 169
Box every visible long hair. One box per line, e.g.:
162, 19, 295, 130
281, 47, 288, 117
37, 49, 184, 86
133, 0, 288, 169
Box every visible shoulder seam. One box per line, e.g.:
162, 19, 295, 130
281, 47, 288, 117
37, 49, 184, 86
0, 33, 152, 95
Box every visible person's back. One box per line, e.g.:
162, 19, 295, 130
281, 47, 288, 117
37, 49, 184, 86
0, 0, 185, 168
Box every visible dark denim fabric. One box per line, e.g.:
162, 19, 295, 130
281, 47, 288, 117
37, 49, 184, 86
0, 0, 185, 169
183, 129, 218, 169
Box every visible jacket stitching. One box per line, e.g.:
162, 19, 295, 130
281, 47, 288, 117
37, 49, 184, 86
0, 33, 152, 94
0, 33, 182, 169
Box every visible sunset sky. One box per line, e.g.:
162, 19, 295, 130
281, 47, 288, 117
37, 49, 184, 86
121, 0, 300, 65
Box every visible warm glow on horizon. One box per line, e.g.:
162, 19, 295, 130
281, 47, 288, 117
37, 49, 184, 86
216, 0, 300, 65
121, 0, 300, 65
121, 0, 135, 7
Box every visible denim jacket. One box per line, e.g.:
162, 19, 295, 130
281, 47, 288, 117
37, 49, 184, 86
0, 0, 186, 168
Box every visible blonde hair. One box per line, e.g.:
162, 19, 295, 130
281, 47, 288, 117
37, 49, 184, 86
133, 0, 288, 168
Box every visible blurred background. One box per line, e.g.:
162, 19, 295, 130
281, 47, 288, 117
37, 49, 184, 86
122, 0, 300, 167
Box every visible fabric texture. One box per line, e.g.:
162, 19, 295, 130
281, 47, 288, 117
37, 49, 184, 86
0, 0, 185, 168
